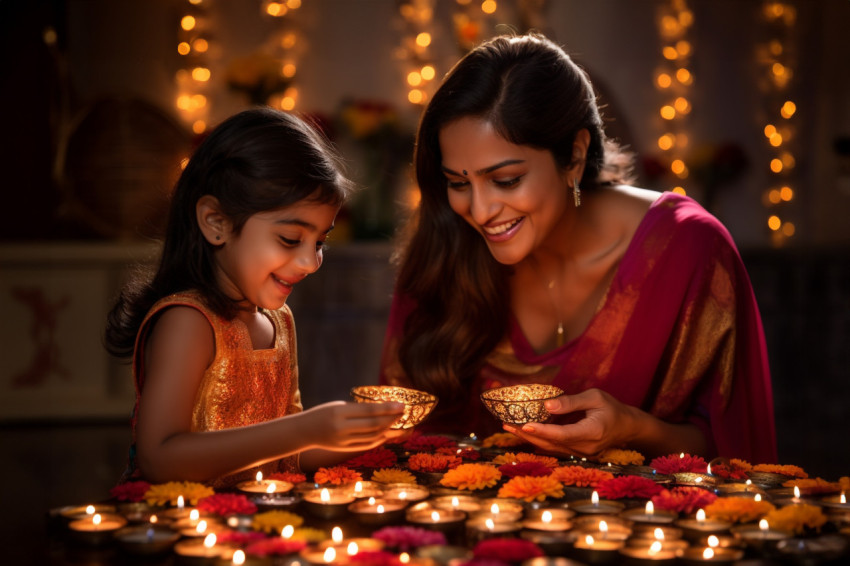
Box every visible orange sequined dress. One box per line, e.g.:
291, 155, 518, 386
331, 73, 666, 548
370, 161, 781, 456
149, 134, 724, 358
126, 290, 302, 488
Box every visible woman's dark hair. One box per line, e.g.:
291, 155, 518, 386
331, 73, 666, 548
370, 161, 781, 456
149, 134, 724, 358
105, 107, 354, 358
394, 33, 632, 402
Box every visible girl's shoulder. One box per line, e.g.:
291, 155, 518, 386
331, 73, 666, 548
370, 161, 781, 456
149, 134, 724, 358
145, 290, 217, 323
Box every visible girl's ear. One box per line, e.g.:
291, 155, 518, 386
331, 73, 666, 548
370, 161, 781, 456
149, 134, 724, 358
569, 128, 591, 178
196, 195, 230, 245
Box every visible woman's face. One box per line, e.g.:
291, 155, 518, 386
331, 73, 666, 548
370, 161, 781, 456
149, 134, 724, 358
439, 117, 574, 265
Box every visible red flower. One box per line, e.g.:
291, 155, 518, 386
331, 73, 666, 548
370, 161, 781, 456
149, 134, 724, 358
109, 481, 151, 502
498, 461, 553, 479
217, 530, 267, 546
650, 453, 708, 475
709, 461, 750, 480
403, 434, 458, 452
651, 486, 717, 514
197, 493, 258, 516
245, 536, 307, 557
268, 471, 307, 484
436, 446, 481, 461
372, 526, 446, 551
343, 447, 398, 469
596, 475, 665, 500
472, 538, 544, 562
348, 550, 407, 566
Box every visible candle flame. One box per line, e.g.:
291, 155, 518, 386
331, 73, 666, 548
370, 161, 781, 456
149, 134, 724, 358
431, 510, 441, 522
696, 509, 706, 522
377, 504, 385, 514
321, 488, 330, 503
759, 519, 769, 531
645, 500, 655, 514
323, 547, 336, 563
332, 526, 343, 543
679, 452, 685, 458
93, 514, 102, 526
266, 482, 277, 494
585, 534, 595, 545
755, 493, 762, 502
707, 463, 712, 475
368, 497, 376, 505
256, 471, 263, 482
86, 505, 95, 515
203, 533, 216, 548
196, 520, 207, 534
491, 503, 500, 514
399, 552, 410, 564
745, 479, 752, 485
599, 520, 608, 533
347, 541, 359, 556
232, 549, 246, 565
654, 527, 664, 540
793, 485, 800, 499
591, 491, 599, 505
190, 509, 200, 521
649, 541, 662, 555
703, 547, 715, 559
451, 496, 459, 508
281, 525, 294, 538
150, 515, 158, 524
541, 510, 553, 524
485, 518, 495, 531
708, 535, 719, 548
399, 491, 408, 500
354, 481, 363, 493
177, 495, 185, 509
841, 492, 847, 504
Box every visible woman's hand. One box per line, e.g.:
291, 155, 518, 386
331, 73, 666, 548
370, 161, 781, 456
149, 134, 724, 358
298, 401, 405, 452
503, 388, 637, 458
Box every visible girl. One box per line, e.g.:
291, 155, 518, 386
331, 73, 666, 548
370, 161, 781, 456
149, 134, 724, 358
380, 34, 776, 463
106, 107, 402, 487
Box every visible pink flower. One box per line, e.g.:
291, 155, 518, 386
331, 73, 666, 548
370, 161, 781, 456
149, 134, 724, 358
650, 453, 708, 475
472, 538, 544, 562
372, 526, 447, 551
348, 550, 407, 566
244, 536, 307, 557
497, 461, 553, 479
196, 493, 258, 516
595, 475, 665, 500
109, 481, 151, 502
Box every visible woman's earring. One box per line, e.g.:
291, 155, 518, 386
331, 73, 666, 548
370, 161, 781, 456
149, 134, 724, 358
572, 178, 581, 207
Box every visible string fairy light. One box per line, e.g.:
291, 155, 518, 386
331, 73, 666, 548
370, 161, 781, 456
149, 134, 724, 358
175, 0, 212, 135
756, 1, 799, 246
653, 0, 694, 196
451, 0, 501, 54
259, 0, 304, 112
396, 0, 438, 107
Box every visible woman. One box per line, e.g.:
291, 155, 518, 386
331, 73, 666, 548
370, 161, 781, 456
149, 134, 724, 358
379, 33, 776, 463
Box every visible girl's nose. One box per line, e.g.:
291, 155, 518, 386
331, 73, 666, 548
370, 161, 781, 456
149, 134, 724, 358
297, 247, 322, 274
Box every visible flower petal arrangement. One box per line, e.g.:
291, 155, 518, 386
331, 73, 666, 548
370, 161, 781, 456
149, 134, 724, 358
245, 536, 308, 557
268, 471, 307, 484
344, 447, 399, 469
372, 526, 447, 551
440, 463, 502, 490
472, 537, 544, 562
595, 475, 665, 500
314, 466, 363, 486
144, 481, 215, 506
708, 459, 751, 480
197, 493, 258, 516
371, 468, 417, 484
651, 486, 718, 514
783, 477, 842, 495
251, 510, 305, 534
498, 461, 553, 479
752, 463, 808, 479
481, 432, 527, 448
403, 434, 458, 452
704, 496, 776, 523
650, 453, 708, 475
597, 448, 645, 466
109, 480, 151, 502
491, 452, 558, 469
407, 453, 461, 473
764, 503, 828, 535
497, 474, 564, 502
551, 465, 614, 487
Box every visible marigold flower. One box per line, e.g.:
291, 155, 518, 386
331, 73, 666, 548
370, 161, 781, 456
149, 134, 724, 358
764, 503, 827, 534
144, 481, 214, 506
290, 527, 328, 543
751, 463, 808, 479
436, 446, 481, 461
650, 453, 708, 475
407, 452, 461, 473
314, 466, 362, 486
440, 463, 502, 490
251, 510, 305, 534
492, 452, 558, 469
551, 465, 614, 487
595, 475, 665, 500
498, 461, 553, 479
343, 447, 398, 469
472, 537, 544, 562
481, 432, 526, 448
497, 474, 564, 502
197, 493, 257, 516
597, 448, 645, 466
709, 459, 751, 480
403, 434, 458, 452
783, 478, 842, 495
268, 471, 307, 484
372, 526, 446, 551
651, 486, 717, 514
704, 496, 775, 523
371, 468, 417, 484
110, 481, 151, 502
245, 537, 308, 557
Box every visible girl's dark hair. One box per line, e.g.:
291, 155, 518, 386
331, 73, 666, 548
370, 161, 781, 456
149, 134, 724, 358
395, 33, 633, 402
105, 107, 354, 358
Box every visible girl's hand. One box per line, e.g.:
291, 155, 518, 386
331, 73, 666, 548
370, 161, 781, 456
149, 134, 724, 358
503, 388, 637, 458
299, 401, 405, 452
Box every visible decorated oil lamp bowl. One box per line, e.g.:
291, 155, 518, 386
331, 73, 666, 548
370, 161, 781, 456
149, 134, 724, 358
347, 496, 407, 527
618, 539, 681, 564
619, 501, 677, 525
59, 503, 117, 523
676, 509, 732, 540
236, 472, 293, 496
174, 532, 228, 563
730, 519, 792, 550
569, 491, 626, 515
673, 472, 717, 489
466, 515, 522, 544
67, 512, 128, 545
301, 487, 355, 520
430, 494, 482, 514
678, 544, 744, 565
350, 385, 438, 429
572, 532, 626, 564
114, 524, 180, 556
479, 384, 564, 425
381, 482, 430, 504
522, 508, 575, 532
347, 480, 384, 499
405, 502, 466, 533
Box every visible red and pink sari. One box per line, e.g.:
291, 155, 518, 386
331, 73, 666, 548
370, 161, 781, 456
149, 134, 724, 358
380, 192, 777, 464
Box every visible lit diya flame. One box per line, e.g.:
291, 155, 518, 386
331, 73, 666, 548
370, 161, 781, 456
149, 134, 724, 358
708, 535, 720, 548
92, 514, 102, 527
266, 483, 277, 494
354, 481, 363, 495
755, 493, 763, 502
232, 549, 246, 565
451, 496, 459, 509
759, 518, 770, 533
196, 520, 208, 534
281, 525, 294, 539
485, 518, 495, 531
86, 505, 96, 516
177, 495, 185, 509
696, 509, 706, 523
649, 541, 663, 556
190, 509, 200, 521
599, 520, 609, 535
703, 547, 715, 559
323, 547, 336, 563
256, 471, 263, 482
841, 492, 847, 504
585, 534, 595, 545
398, 490, 408, 501
491, 503, 500, 514
332, 527, 343, 544
321, 488, 331, 503
653, 528, 665, 540
377, 504, 385, 514
793, 485, 801, 500
347, 542, 359, 556
150, 515, 158, 524
431, 510, 441, 522
541, 510, 553, 525
399, 553, 410, 564
591, 491, 600, 505
368, 497, 376, 505
203, 533, 216, 549
645, 501, 655, 515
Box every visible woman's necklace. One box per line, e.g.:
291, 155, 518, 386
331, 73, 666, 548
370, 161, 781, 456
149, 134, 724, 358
530, 257, 565, 348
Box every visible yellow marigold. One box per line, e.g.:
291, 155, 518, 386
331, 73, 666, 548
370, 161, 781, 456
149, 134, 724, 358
371, 468, 416, 484
440, 464, 502, 491
764, 503, 827, 535
144, 481, 214, 506
492, 452, 559, 469
751, 463, 808, 479
783, 478, 841, 495
497, 474, 564, 502
252, 510, 305, 534
551, 465, 614, 487
705, 496, 776, 523
290, 527, 328, 543
314, 466, 362, 486
597, 448, 644, 466
407, 453, 461, 473
729, 458, 752, 472
482, 432, 525, 448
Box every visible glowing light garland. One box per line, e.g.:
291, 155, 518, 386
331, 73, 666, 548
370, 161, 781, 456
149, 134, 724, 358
396, 0, 438, 107
175, 0, 212, 134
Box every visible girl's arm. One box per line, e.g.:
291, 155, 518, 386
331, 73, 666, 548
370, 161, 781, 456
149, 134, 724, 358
135, 307, 402, 483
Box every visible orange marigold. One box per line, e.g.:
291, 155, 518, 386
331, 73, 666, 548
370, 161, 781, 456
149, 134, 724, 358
497, 475, 564, 502
596, 448, 644, 466
551, 465, 614, 487
729, 459, 752, 472
407, 453, 461, 473
704, 496, 776, 523
144, 481, 214, 506
764, 503, 827, 535
481, 433, 526, 448
492, 452, 558, 469
440, 464, 502, 491
783, 478, 841, 495
371, 468, 417, 484
751, 463, 808, 479
313, 466, 362, 486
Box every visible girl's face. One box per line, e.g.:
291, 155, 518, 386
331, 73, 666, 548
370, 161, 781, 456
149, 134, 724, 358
439, 117, 575, 265
214, 198, 339, 311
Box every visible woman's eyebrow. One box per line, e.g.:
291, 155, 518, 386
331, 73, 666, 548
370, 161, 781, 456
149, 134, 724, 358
441, 159, 525, 176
